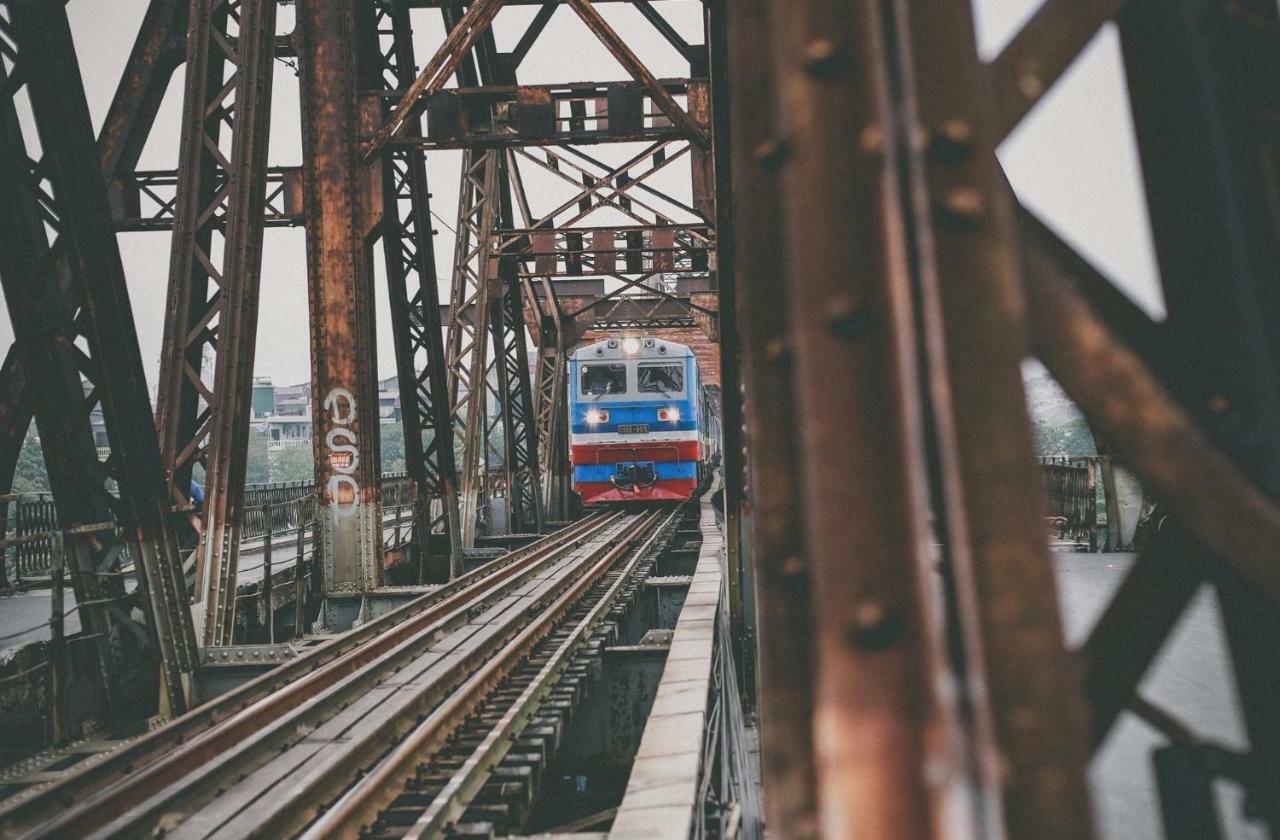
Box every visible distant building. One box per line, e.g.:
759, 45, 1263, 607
263, 415, 312, 451
251, 376, 275, 418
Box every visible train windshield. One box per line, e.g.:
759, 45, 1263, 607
638, 363, 684, 394
581, 363, 627, 396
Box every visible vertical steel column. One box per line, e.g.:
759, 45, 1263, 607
374, 0, 463, 580
725, 0, 817, 834
0, 0, 199, 717
298, 0, 385, 593
895, 0, 1095, 834
1122, 0, 1280, 822
158, 0, 278, 645
445, 150, 501, 547
706, 0, 750, 669
532, 279, 571, 522
765, 0, 961, 835
489, 163, 543, 534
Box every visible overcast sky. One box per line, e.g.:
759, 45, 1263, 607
1, 0, 1163, 391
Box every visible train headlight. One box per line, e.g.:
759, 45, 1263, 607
658, 407, 680, 423
622, 337, 641, 355
585, 409, 609, 425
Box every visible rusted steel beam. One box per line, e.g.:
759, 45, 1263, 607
444, 150, 501, 548
1080, 530, 1202, 747
374, 0, 463, 581
111, 167, 304, 231
509, 1, 557, 70
1015, 203, 1171, 381
988, 0, 1131, 141
766, 0, 955, 835
362, 0, 505, 160
489, 165, 544, 535
725, 0, 816, 833
158, 0, 279, 646
631, 0, 695, 62
0, 0, 200, 716
565, 0, 710, 149
298, 0, 385, 592
0, 348, 32, 589
1026, 247, 1280, 609
705, 0, 748, 669
403, 80, 698, 150
1122, 3, 1280, 819
190, 0, 279, 646
900, 0, 1096, 833
99, 0, 189, 184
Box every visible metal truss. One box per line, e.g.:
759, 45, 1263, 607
444, 149, 502, 547
531, 290, 571, 522
111, 166, 303, 232
487, 209, 543, 534
373, 0, 463, 580
297, 0, 384, 595
156, 0, 277, 646
732, 0, 1280, 837
0, 0, 198, 717
396, 80, 704, 150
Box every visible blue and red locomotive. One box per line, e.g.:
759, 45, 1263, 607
568, 336, 717, 504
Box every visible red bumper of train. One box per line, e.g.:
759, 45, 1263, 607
570, 440, 700, 465
575, 478, 698, 504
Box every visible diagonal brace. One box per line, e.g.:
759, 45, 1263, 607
565, 0, 709, 149
363, 0, 505, 160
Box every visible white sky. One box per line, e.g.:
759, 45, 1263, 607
0, 0, 1164, 391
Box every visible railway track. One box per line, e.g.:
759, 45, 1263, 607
3, 507, 679, 839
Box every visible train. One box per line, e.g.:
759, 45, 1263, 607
568, 336, 718, 504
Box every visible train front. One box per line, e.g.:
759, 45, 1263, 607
569, 336, 701, 504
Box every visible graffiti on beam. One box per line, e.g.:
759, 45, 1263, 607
324, 387, 360, 519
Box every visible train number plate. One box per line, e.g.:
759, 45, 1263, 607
616, 423, 650, 435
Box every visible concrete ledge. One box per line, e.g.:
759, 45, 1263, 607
610, 493, 722, 839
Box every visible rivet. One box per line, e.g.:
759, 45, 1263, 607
765, 338, 788, 362
826, 296, 874, 340
859, 124, 884, 155
1019, 71, 1045, 100
845, 601, 904, 651
930, 120, 976, 163
946, 188, 984, 215
1207, 395, 1229, 414
782, 555, 805, 578
803, 38, 847, 78
754, 138, 792, 171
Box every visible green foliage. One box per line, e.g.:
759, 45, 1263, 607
244, 431, 271, 485
269, 445, 315, 483
11, 430, 49, 494
1033, 416, 1097, 458
380, 421, 405, 474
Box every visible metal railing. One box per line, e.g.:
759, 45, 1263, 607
2, 475, 416, 586
1039, 456, 1104, 549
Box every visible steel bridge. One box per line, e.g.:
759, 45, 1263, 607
0, 0, 1278, 837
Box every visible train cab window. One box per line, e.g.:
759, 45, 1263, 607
638, 363, 684, 394
581, 363, 627, 395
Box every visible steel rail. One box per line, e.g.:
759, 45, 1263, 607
6, 513, 618, 838
304, 505, 678, 837
149, 510, 665, 839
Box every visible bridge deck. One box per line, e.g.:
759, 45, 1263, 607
612, 492, 722, 838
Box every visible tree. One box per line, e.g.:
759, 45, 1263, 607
244, 430, 271, 485
269, 445, 315, 483
11, 429, 49, 494
380, 421, 405, 474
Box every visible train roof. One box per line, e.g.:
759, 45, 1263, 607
571, 336, 694, 362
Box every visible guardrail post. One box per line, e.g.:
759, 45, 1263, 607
262, 505, 274, 644
48, 529, 69, 746
294, 514, 306, 639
